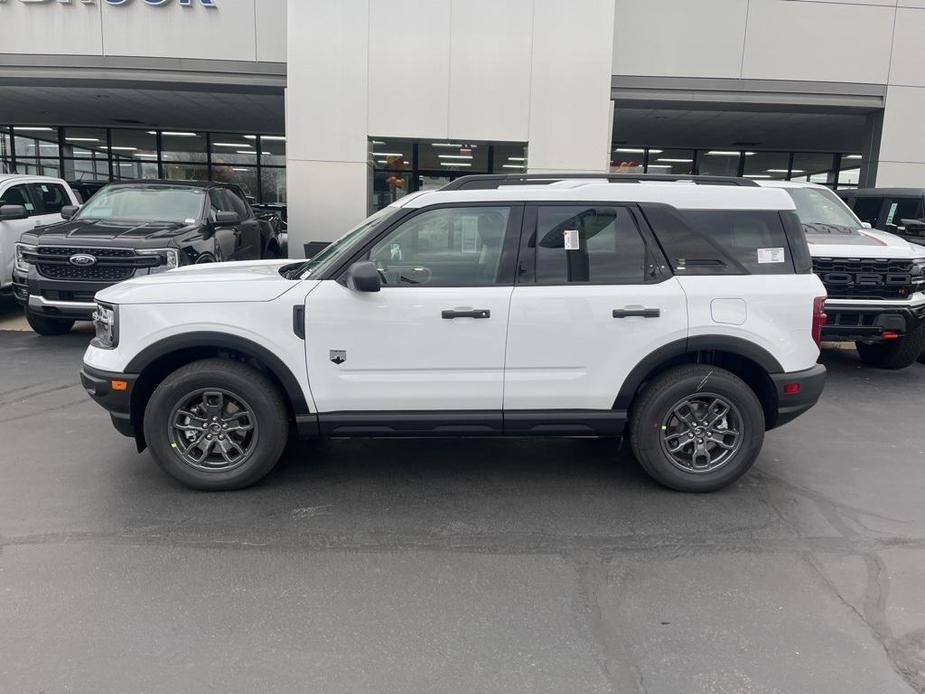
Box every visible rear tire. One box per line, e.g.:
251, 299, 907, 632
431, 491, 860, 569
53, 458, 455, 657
25, 309, 74, 336
143, 358, 289, 490
629, 365, 765, 493
855, 321, 925, 370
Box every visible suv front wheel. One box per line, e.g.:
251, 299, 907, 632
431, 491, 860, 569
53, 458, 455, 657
143, 358, 289, 490
629, 365, 765, 493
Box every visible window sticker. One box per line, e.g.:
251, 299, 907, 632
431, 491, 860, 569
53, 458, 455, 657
41, 185, 49, 193
563, 229, 580, 251
886, 202, 899, 226
184, 218, 196, 225
24, 203, 34, 212
757, 247, 785, 264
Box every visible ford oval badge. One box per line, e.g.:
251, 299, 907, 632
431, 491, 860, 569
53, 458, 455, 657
69, 254, 97, 267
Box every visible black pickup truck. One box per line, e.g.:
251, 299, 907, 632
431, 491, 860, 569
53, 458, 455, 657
11, 180, 283, 335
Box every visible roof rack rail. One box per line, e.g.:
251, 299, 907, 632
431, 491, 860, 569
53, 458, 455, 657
440, 172, 759, 191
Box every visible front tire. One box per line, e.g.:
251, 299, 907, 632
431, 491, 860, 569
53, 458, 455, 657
855, 321, 925, 370
26, 309, 74, 336
143, 359, 289, 490
629, 365, 765, 493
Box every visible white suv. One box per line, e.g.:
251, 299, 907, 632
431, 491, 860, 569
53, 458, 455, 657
81, 176, 827, 493
0, 175, 80, 296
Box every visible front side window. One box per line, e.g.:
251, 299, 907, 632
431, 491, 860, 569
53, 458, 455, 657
77, 186, 205, 224
883, 197, 925, 234
531, 206, 648, 284
27, 183, 70, 215
0, 184, 33, 215
368, 206, 511, 287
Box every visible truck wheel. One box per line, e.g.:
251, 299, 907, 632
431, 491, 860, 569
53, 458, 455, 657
855, 321, 925, 370
629, 365, 765, 493
143, 358, 289, 490
25, 309, 74, 336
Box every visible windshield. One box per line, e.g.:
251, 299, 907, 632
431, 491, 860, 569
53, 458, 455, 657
292, 206, 402, 279
785, 187, 861, 228
77, 186, 206, 224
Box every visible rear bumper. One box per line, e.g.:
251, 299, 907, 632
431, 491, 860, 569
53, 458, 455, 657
769, 364, 826, 429
80, 364, 138, 438
820, 300, 925, 342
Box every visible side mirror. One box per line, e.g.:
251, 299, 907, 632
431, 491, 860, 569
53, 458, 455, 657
213, 211, 241, 226
0, 204, 27, 221
345, 260, 381, 292
899, 218, 925, 230
60, 205, 79, 220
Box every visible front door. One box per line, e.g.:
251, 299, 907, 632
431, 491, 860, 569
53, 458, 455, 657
304, 204, 521, 414
503, 203, 688, 412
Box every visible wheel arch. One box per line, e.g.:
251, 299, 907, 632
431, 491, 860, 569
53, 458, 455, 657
126, 332, 310, 449
615, 336, 783, 430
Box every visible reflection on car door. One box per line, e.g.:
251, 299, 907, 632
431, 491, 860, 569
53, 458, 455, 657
304, 205, 521, 415
503, 203, 688, 413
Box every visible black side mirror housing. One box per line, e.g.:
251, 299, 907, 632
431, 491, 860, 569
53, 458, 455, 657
60, 205, 79, 220
213, 211, 241, 226
345, 261, 381, 292
0, 204, 27, 221
899, 218, 925, 231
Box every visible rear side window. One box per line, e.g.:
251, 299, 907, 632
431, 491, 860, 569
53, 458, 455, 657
27, 183, 70, 215
640, 204, 797, 275
850, 197, 884, 225
883, 197, 925, 234
529, 205, 648, 284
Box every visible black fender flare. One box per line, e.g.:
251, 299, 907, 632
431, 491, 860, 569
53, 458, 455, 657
613, 336, 783, 410
125, 331, 310, 416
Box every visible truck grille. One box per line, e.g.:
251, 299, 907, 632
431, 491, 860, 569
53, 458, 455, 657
812, 257, 924, 300
29, 246, 156, 283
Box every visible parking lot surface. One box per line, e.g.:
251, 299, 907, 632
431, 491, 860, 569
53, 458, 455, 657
2, 323, 925, 693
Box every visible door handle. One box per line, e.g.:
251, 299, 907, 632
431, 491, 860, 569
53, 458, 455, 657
442, 309, 491, 319
612, 308, 660, 318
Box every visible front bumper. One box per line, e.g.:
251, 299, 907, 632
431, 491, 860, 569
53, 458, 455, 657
14, 269, 102, 320
820, 300, 925, 342
769, 364, 827, 429
80, 364, 138, 438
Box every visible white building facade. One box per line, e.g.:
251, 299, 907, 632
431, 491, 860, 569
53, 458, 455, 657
1, 0, 923, 254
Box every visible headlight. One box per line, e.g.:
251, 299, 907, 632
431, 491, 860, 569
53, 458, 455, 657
14, 243, 36, 273
92, 302, 118, 349
137, 248, 179, 274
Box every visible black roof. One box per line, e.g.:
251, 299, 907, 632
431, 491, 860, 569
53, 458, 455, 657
104, 179, 228, 189
440, 173, 759, 191
838, 187, 925, 197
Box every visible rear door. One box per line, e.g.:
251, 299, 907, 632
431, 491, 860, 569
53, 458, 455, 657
503, 203, 688, 414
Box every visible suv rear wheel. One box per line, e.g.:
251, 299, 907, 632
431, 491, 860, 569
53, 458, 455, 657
143, 358, 289, 490
855, 321, 925, 370
25, 309, 74, 336
629, 365, 765, 493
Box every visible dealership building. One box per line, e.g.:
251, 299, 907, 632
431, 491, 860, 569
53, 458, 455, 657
1, 0, 924, 254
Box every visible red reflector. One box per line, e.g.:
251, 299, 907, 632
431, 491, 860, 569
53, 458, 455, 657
882, 331, 900, 339
783, 383, 801, 395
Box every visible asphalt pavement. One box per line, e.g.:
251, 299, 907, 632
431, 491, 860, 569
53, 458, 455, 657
1, 321, 924, 694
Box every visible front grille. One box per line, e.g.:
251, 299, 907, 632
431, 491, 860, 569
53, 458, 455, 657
37, 264, 135, 281
29, 246, 156, 283
813, 257, 923, 300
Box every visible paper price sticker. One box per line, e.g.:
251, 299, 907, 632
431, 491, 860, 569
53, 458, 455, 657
757, 247, 785, 264
563, 229, 580, 251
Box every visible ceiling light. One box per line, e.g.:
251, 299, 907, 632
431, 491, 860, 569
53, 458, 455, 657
213, 142, 249, 148
844, 154, 863, 160
14, 126, 54, 132
371, 140, 386, 145
440, 162, 471, 167
236, 150, 256, 155
615, 148, 645, 154
232, 168, 250, 172
502, 164, 524, 169
433, 143, 463, 148
110, 146, 137, 151
39, 143, 58, 149
163, 131, 198, 137
507, 157, 526, 162
372, 152, 404, 157
66, 137, 100, 142
767, 169, 803, 173
259, 136, 286, 141
134, 153, 157, 158
707, 151, 742, 156
438, 154, 473, 160
657, 158, 693, 163
647, 164, 671, 169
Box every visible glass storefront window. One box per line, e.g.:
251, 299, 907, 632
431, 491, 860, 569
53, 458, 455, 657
212, 165, 258, 201
645, 148, 692, 175
210, 133, 257, 167
791, 153, 837, 187
112, 160, 158, 181
696, 149, 749, 176
13, 126, 59, 160
62, 127, 108, 160
418, 142, 488, 172
742, 151, 790, 180
261, 167, 286, 203
160, 130, 207, 163
63, 158, 109, 181
837, 154, 863, 188
371, 139, 412, 171
257, 135, 286, 167
0, 126, 10, 173
611, 147, 647, 173
163, 163, 209, 182
373, 170, 412, 210
494, 144, 528, 173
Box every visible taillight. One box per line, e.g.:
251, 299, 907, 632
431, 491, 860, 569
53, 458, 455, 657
812, 296, 827, 348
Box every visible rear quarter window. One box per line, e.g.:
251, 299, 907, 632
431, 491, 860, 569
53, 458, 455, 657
640, 204, 800, 275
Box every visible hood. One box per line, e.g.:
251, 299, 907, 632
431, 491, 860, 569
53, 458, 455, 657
96, 259, 309, 305
805, 223, 925, 260
31, 218, 196, 242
